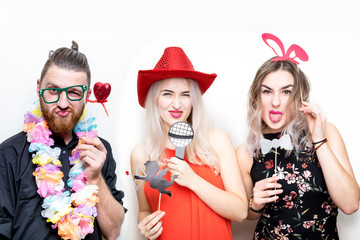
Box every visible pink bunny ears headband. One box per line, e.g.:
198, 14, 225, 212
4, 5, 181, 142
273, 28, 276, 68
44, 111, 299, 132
262, 33, 309, 64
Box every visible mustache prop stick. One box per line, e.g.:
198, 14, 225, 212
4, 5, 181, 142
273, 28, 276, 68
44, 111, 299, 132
168, 121, 194, 160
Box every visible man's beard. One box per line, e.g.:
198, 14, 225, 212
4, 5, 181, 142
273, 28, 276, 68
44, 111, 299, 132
40, 99, 84, 136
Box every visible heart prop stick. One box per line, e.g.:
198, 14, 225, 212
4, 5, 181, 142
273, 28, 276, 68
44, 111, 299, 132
87, 82, 111, 116
168, 121, 194, 160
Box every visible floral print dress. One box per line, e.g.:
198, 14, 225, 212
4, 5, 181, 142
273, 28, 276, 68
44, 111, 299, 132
251, 133, 338, 240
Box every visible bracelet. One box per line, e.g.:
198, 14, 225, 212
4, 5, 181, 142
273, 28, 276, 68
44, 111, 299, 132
313, 138, 327, 145
314, 139, 328, 151
249, 195, 264, 213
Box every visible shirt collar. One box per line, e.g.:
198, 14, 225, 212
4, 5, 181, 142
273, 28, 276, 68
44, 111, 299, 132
51, 131, 79, 149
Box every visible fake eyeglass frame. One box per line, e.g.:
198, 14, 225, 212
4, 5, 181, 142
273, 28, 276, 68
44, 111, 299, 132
39, 85, 88, 104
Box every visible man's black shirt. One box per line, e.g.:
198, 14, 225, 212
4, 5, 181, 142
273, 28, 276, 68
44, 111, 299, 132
0, 132, 125, 240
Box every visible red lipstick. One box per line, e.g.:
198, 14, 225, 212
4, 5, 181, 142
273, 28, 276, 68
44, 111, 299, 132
169, 111, 182, 118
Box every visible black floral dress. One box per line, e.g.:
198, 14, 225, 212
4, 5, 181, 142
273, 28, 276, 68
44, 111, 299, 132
251, 133, 339, 240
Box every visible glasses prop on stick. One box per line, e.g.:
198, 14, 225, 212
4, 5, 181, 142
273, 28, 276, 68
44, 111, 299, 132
57, 81, 112, 239
168, 121, 194, 160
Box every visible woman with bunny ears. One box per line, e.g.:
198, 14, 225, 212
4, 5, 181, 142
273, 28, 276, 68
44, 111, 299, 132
236, 33, 359, 239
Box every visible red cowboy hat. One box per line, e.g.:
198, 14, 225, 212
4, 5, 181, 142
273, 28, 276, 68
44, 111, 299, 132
137, 47, 217, 107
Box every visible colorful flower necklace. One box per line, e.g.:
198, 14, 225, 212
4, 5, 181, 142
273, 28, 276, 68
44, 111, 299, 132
23, 101, 99, 240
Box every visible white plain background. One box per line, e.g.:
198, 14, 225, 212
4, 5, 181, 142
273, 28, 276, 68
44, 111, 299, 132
0, 1, 359, 239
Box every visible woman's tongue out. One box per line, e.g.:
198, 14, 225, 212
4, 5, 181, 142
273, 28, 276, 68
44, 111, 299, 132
269, 110, 283, 123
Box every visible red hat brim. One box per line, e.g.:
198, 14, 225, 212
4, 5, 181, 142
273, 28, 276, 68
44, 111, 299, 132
137, 69, 217, 108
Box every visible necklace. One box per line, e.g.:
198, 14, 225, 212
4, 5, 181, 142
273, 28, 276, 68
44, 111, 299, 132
23, 101, 99, 240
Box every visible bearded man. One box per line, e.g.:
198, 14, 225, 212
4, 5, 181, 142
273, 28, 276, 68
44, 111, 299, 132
0, 41, 125, 240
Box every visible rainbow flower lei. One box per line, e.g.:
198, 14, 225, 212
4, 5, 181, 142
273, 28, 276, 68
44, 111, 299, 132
23, 101, 100, 240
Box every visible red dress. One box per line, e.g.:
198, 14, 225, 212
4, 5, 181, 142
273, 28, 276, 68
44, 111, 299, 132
144, 148, 233, 240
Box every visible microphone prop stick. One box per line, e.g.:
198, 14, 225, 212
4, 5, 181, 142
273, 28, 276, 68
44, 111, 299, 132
168, 121, 194, 160
157, 121, 194, 210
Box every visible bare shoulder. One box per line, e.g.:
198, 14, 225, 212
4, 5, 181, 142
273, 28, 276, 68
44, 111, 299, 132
130, 143, 147, 166
324, 121, 349, 153
325, 122, 340, 135
236, 143, 253, 171
207, 128, 235, 162
325, 122, 345, 143
235, 143, 249, 157
208, 128, 232, 145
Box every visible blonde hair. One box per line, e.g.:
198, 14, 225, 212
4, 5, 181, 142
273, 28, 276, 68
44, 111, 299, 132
247, 58, 312, 155
145, 78, 220, 172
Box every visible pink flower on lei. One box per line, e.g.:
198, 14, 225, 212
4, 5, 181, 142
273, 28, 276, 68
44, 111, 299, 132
76, 130, 98, 138
78, 216, 94, 236
72, 172, 87, 192
31, 121, 54, 145
37, 181, 57, 198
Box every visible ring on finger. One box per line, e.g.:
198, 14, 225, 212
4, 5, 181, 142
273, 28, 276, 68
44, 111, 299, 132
146, 226, 150, 232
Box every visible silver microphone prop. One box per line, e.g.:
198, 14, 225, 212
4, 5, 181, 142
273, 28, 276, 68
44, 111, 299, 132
168, 121, 194, 160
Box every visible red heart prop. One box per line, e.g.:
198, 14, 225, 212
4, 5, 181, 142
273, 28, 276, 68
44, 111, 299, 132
93, 82, 111, 103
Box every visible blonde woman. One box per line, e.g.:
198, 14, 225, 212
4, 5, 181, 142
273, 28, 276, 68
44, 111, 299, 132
131, 47, 247, 240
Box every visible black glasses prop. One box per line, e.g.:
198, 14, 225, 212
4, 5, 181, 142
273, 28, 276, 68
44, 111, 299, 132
39, 85, 87, 104
168, 121, 194, 160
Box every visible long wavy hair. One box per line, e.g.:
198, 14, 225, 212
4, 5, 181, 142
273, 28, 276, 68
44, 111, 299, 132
247, 58, 312, 155
144, 78, 220, 173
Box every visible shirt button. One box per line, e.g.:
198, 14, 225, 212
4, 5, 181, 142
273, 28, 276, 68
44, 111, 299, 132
63, 150, 67, 154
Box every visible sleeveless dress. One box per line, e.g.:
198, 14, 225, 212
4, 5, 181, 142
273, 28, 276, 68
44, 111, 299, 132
144, 148, 232, 240
250, 133, 339, 240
